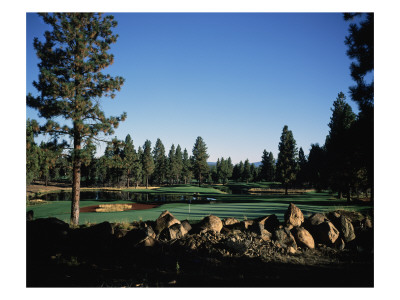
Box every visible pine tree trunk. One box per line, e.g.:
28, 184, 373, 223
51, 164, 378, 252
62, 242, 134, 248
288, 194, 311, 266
199, 173, 201, 187
338, 191, 343, 199
146, 175, 148, 189
71, 129, 81, 226
285, 185, 288, 195
347, 187, 352, 203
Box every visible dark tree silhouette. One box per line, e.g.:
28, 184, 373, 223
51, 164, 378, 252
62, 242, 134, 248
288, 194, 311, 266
276, 125, 298, 195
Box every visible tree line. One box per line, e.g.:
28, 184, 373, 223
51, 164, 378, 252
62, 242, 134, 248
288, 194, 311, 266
26, 88, 371, 202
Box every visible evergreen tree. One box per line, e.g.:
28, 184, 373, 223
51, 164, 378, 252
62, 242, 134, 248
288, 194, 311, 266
103, 137, 124, 186
226, 157, 234, 181
344, 13, 374, 199
153, 138, 167, 185
260, 150, 269, 181
134, 146, 144, 188
38, 139, 66, 186
243, 159, 251, 184
175, 145, 183, 183
276, 125, 298, 195
238, 161, 245, 181
210, 165, 218, 183
80, 140, 97, 186
192, 136, 209, 186
325, 92, 356, 201
122, 134, 138, 188
26, 13, 126, 225
167, 144, 177, 184
182, 148, 192, 184
26, 119, 41, 185
250, 164, 259, 183
267, 152, 276, 181
307, 143, 327, 192
142, 140, 154, 189
344, 13, 374, 112
260, 150, 276, 182
296, 147, 308, 187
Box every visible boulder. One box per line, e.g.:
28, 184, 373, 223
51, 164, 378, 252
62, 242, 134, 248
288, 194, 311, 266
334, 237, 346, 250
160, 223, 188, 240
306, 213, 328, 227
137, 236, 158, 247
27, 218, 70, 258
273, 228, 297, 250
124, 226, 161, 247
155, 210, 181, 233
114, 228, 128, 239
362, 217, 373, 229
260, 229, 273, 242
311, 221, 340, 245
251, 221, 273, 241
223, 217, 240, 226
181, 220, 192, 233
284, 203, 304, 227
241, 220, 254, 230
330, 215, 356, 242
254, 214, 280, 232
27, 210, 34, 221
291, 227, 315, 249
27, 217, 70, 245
85, 221, 114, 237
199, 215, 223, 234
143, 224, 156, 239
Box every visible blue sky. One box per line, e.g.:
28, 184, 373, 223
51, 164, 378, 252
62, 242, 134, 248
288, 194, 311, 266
26, 12, 359, 164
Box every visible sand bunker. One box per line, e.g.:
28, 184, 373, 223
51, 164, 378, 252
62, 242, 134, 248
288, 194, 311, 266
80, 203, 159, 213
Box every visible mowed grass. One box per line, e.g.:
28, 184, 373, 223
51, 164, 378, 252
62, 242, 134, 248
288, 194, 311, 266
26, 185, 373, 225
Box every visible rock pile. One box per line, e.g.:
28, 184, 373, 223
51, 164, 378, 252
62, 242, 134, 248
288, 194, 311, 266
27, 205, 373, 260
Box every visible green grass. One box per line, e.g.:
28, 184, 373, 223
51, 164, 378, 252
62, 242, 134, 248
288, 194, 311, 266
26, 185, 373, 225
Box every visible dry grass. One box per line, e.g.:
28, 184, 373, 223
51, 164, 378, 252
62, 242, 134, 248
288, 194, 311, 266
27, 199, 48, 206
95, 204, 134, 213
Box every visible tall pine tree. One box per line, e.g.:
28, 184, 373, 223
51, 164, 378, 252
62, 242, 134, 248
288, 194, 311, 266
142, 140, 154, 189
122, 134, 139, 188
26, 13, 126, 225
276, 125, 298, 195
192, 136, 209, 186
325, 92, 356, 200
344, 13, 374, 199
153, 138, 167, 185
182, 148, 192, 184
175, 145, 183, 184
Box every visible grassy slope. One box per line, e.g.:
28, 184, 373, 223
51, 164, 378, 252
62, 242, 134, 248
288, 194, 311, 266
26, 186, 373, 225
